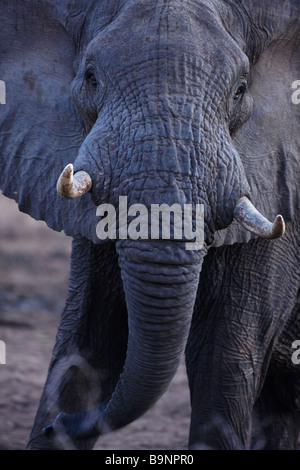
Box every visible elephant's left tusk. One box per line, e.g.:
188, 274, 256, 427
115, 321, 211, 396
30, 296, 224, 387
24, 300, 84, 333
234, 196, 285, 239
57, 163, 92, 199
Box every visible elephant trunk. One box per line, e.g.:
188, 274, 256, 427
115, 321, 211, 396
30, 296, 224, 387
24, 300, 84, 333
43, 241, 203, 446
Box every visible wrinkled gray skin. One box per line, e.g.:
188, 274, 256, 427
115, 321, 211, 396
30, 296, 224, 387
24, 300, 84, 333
0, 0, 300, 450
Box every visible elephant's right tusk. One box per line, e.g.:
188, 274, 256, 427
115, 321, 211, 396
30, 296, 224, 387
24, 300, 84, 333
234, 196, 285, 239
56, 163, 92, 199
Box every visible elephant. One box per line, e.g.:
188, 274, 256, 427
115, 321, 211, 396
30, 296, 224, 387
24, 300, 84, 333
0, 0, 299, 450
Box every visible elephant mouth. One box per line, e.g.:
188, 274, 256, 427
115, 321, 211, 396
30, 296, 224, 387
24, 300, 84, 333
56, 163, 285, 241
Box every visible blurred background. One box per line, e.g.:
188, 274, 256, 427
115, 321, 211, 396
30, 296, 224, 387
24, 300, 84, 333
0, 192, 190, 450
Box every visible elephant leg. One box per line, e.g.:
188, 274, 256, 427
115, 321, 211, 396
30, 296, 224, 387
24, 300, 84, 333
186, 223, 300, 449
251, 374, 300, 449
186, 297, 257, 449
26, 238, 128, 450
252, 298, 300, 450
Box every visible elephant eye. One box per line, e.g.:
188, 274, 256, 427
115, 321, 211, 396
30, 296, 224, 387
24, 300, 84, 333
85, 70, 98, 87
234, 84, 246, 100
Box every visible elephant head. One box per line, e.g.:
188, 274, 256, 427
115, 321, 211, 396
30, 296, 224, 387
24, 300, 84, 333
0, 0, 299, 447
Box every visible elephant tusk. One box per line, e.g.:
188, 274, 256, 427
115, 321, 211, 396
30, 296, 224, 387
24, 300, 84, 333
234, 196, 285, 239
56, 163, 92, 199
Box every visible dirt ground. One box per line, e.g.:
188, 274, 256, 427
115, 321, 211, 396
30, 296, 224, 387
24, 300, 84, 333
0, 193, 191, 451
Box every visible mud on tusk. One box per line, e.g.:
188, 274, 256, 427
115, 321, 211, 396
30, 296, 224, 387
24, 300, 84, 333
234, 196, 285, 240
56, 163, 92, 199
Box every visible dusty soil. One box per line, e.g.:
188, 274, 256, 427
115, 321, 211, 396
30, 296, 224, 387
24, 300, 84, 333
0, 193, 190, 451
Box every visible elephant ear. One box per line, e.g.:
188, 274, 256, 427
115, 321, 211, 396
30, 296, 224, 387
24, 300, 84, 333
214, 17, 300, 247
0, 0, 99, 243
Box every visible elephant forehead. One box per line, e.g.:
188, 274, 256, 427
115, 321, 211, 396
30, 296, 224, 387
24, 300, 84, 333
85, 0, 247, 78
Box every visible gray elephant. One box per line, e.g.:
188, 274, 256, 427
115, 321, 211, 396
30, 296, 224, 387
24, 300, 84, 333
0, 0, 299, 450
